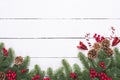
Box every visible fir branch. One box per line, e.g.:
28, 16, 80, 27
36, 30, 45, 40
114, 48, 120, 69
0, 43, 4, 50
47, 67, 54, 79
98, 50, 106, 61
62, 59, 72, 80
73, 63, 83, 80
34, 64, 45, 80
54, 67, 66, 80
105, 58, 111, 68
20, 56, 30, 69
78, 52, 89, 70
8, 48, 15, 66
82, 69, 90, 80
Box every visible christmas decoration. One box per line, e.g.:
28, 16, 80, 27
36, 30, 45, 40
103, 48, 113, 56
112, 37, 120, 46
99, 61, 106, 69
21, 69, 28, 73
93, 42, 101, 51
97, 72, 112, 80
77, 41, 88, 50
0, 72, 5, 80
32, 75, 40, 80
42, 77, 51, 80
90, 68, 97, 79
88, 49, 98, 59
101, 39, 110, 49
85, 33, 92, 47
14, 56, 23, 65
93, 33, 105, 42
6, 70, 17, 80
109, 27, 115, 40
2, 48, 8, 56
0, 27, 120, 80
70, 72, 77, 79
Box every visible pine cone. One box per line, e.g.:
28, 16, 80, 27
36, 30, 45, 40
93, 42, 101, 51
104, 48, 113, 56
15, 56, 23, 65
0, 72, 5, 80
88, 49, 98, 59
101, 39, 110, 49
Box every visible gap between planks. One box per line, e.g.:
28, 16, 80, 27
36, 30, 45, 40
0, 37, 116, 39
0, 18, 120, 20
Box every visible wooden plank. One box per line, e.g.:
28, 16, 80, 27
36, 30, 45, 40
0, 20, 120, 37
29, 58, 83, 70
0, 39, 83, 57
1, 39, 119, 57
0, 0, 119, 18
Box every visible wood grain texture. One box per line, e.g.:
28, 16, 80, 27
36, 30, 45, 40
0, 20, 120, 37
0, 0, 120, 70
0, 0, 119, 18
29, 58, 83, 70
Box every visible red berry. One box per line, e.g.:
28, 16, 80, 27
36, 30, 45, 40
93, 34, 105, 43
35, 75, 40, 79
90, 68, 97, 78
70, 72, 77, 79
99, 62, 106, 69
2, 48, 8, 56
43, 77, 51, 80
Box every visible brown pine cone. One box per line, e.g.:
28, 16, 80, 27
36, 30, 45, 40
15, 56, 23, 65
101, 39, 110, 49
103, 48, 113, 56
88, 49, 98, 59
0, 72, 5, 80
93, 42, 101, 51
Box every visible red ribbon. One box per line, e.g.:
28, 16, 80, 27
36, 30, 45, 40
77, 41, 88, 50
112, 37, 120, 46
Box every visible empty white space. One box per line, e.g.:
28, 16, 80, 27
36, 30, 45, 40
0, 0, 120, 70
0, 0, 120, 18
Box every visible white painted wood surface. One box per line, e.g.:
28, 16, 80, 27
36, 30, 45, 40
0, 0, 120, 18
0, 0, 120, 70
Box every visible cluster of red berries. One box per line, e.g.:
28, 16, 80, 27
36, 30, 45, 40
42, 77, 51, 80
94, 34, 120, 47
90, 68, 112, 80
70, 72, 77, 79
99, 62, 106, 69
32, 75, 40, 80
6, 70, 17, 80
90, 68, 97, 78
2, 48, 8, 56
97, 72, 112, 80
94, 34, 105, 43
31, 75, 51, 80
21, 69, 27, 73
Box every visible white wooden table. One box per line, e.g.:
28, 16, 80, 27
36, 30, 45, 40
0, 0, 120, 70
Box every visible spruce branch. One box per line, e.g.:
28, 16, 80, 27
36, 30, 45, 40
34, 64, 45, 80
97, 50, 106, 61
20, 56, 30, 69
8, 48, 15, 66
54, 67, 66, 80
73, 63, 83, 80
62, 59, 72, 80
47, 67, 54, 79
0, 43, 4, 50
78, 52, 89, 70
